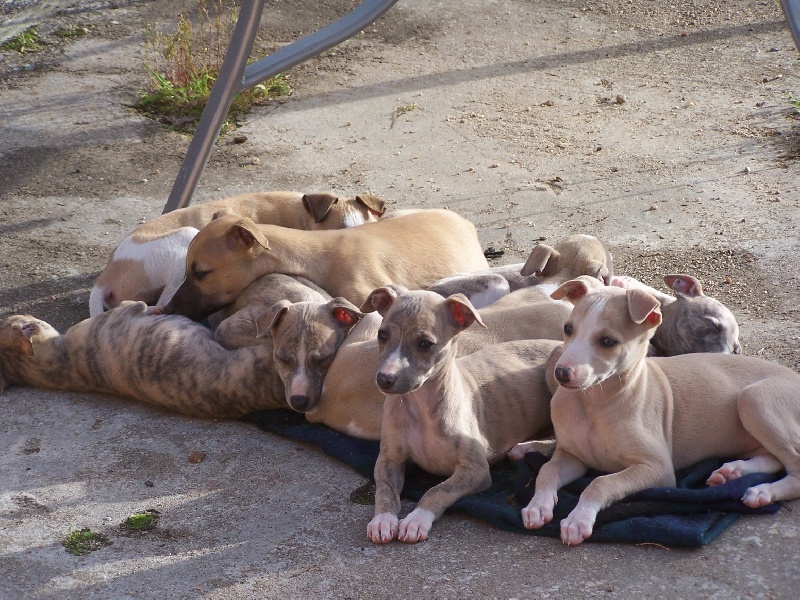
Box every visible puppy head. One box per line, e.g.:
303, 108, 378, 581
302, 192, 386, 229
0, 315, 60, 393
652, 274, 741, 355
370, 288, 485, 395
257, 298, 363, 412
162, 213, 269, 321
521, 234, 613, 284
551, 280, 661, 389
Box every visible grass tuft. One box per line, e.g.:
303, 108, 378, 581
120, 509, 160, 533
134, 0, 291, 132
2, 26, 46, 53
62, 528, 111, 556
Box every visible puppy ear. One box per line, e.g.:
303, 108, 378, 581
586, 260, 612, 285
444, 293, 486, 330
361, 286, 403, 316
328, 298, 364, 328
302, 193, 338, 223
255, 300, 292, 338
355, 194, 387, 217
520, 244, 559, 277
626, 289, 662, 327
12, 324, 36, 356
550, 277, 598, 303
226, 219, 269, 251
664, 274, 703, 298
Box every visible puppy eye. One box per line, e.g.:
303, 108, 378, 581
194, 270, 211, 281
418, 339, 434, 350
564, 323, 573, 336
276, 355, 292, 366
600, 336, 618, 348
377, 329, 389, 342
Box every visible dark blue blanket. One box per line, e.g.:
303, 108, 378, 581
243, 409, 782, 547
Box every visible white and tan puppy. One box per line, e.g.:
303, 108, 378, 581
364, 287, 561, 543
521, 277, 800, 546
163, 209, 489, 321
428, 234, 614, 308
0, 302, 289, 418
89, 191, 386, 315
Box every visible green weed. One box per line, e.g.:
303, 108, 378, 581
134, 0, 290, 132
2, 26, 45, 53
62, 528, 111, 556
120, 509, 160, 533
789, 92, 800, 118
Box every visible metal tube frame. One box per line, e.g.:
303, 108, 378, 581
163, 0, 399, 214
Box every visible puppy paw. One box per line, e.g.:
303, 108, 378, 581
560, 507, 597, 546
508, 439, 557, 461
367, 512, 399, 544
707, 461, 745, 486
521, 491, 557, 529
398, 508, 435, 543
741, 484, 777, 509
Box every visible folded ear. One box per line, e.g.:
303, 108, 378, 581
255, 300, 293, 338
520, 244, 559, 277
664, 274, 703, 298
302, 193, 338, 222
12, 324, 36, 356
444, 293, 486, 330
586, 259, 612, 285
225, 218, 269, 251
550, 276, 600, 303
361, 285, 406, 315
355, 194, 387, 216
328, 298, 364, 328
627, 289, 662, 327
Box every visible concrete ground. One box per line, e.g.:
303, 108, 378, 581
1, 0, 799, 597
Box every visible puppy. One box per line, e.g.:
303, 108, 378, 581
0, 302, 287, 418
163, 208, 489, 320
428, 234, 614, 308
521, 277, 800, 545
611, 274, 740, 355
89, 191, 385, 315
364, 287, 561, 543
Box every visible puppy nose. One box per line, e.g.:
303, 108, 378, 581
554, 365, 575, 385
376, 372, 396, 391
289, 395, 310, 411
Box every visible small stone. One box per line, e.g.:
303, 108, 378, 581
251, 157, 260, 165
144, 480, 154, 487
188, 451, 206, 463
615, 95, 626, 104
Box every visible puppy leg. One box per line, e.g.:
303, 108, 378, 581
401, 445, 492, 543
368, 454, 405, 544
508, 439, 557, 460
522, 448, 587, 530
559, 462, 674, 546
736, 378, 800, 508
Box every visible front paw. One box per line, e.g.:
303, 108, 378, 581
398, 508, 435, 543
741, 483, 777, 508
560, 506, 597, 546
521, 490, 557, 529
367, 512, 398, 544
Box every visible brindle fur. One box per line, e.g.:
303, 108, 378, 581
0, 301, 285, 418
